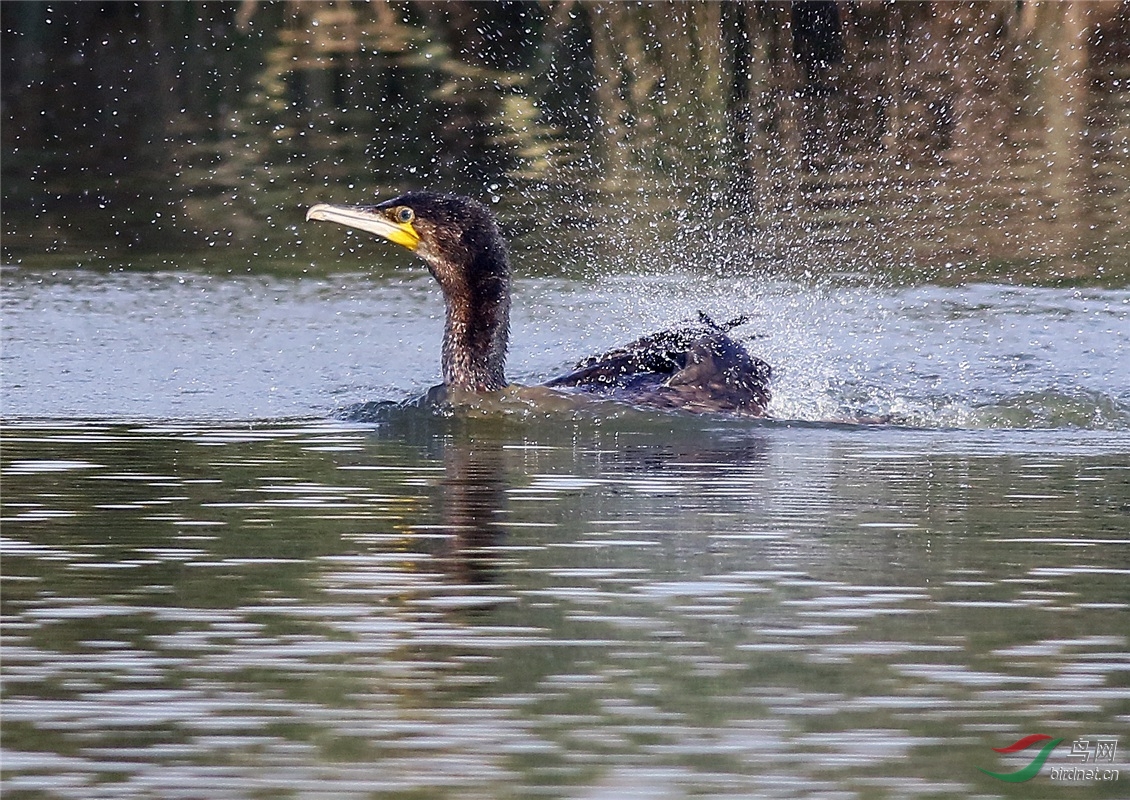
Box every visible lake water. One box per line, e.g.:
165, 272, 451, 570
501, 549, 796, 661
2, 413, 1129, 798
3, 3, 1130, 798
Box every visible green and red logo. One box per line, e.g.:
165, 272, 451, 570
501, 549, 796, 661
979, 734, 1064, 782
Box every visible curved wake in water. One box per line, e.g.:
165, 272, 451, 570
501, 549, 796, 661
340, 385, 1130, 431
761, 282, 1129, 430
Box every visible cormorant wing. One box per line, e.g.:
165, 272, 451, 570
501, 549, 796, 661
544, 319, 771, 416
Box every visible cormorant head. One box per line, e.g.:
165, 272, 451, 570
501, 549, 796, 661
305, 191, 509, 293
306, 191, 511, 392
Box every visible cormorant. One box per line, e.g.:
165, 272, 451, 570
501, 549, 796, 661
306, 192, 771, 416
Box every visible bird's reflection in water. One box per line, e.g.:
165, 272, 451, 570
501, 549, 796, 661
431, 432, 508, 589
335, 405, 511, 607
341, 404, 778, 604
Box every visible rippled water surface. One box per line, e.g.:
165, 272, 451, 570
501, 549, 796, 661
3, 414, 1129, 799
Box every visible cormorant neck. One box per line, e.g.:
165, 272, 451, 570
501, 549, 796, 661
432, 248, 510, 393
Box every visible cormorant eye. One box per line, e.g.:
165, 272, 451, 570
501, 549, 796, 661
395, 206, 414, 224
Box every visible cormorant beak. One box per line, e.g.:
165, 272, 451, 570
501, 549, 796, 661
305, 203, 421, 251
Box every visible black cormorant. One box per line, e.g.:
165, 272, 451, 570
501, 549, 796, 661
306, 192, 771, 416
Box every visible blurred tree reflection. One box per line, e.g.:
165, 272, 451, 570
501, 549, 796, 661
1, 1, 1126, 282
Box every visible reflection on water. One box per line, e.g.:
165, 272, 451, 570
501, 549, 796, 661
2, 2, 1128, 281
2, 419, 1128, 798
